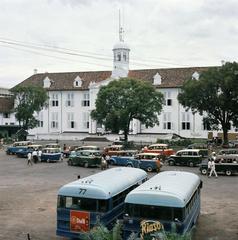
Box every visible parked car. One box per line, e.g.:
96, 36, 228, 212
113, 152, 162, 172
142, 143, 175, 157
41, 148, 62, 162
45, 143, 61, 149
199, 155, 238, 176
126, 153, 162, 172
16, 144, 42, 158
6, 141, 32, 155
218, 148, 238, 155
62, 145, 80, 158
104, 145, 124, 156
67, 150, 101, 167
109, 150, 138, 165
167, 149, 205, 167
75, 145, 100, 151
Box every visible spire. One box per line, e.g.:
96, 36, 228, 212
119, 9, 124, 42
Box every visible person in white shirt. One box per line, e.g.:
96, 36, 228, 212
209, 159, 218, 178
27, 152, 33, 166
38, 149, 42, 162
32, 149, 38, 163
207, 158, 212, 176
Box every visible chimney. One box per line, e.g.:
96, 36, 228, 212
34, 69, 38, 74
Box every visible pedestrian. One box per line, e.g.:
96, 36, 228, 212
105, 154, 110, 168
32, 149, 38, 163
38, 149, 42, 162
207, 158, 212, 176
209, 158, 218, 178
27, 152, 33, 166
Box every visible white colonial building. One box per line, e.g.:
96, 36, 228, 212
13, 37, 233, 141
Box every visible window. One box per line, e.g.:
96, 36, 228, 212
182, 112, 190, 130
203, 122, 211, 130
37, 112, 43, 128
83, 112, 89, 129
82, 93, 90, 107
51, 93, 59, 107
117, 53, 121, 61
163, 112, 172, 130
51, 112, 59, 129
57, 196, 109, 213
66, 93, 74, 107
3, 113, 10, 118
67, 112, 75, 129
123, 52, 127, 61
164, 92, 172, 106
125, 203, 184, 221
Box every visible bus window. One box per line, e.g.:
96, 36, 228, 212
98, 200, 109, 212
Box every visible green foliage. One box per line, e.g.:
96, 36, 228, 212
12, 85, 48, 130
86, 221, 192, 240
85, 221, 122, 240
91, 78, 164, 141
178, 62, 238, 144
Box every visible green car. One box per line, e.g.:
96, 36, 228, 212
67, 150, 101, 168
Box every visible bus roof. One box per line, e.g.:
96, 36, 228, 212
58, 167, 147, 199
125, 171, 201, 208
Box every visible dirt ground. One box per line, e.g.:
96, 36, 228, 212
0, 147, 237, 240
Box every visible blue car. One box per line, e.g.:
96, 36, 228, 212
114, 152, 162, 172
6, 141, 32, 155
16, 145, 42, 158
41, 148, 62, 162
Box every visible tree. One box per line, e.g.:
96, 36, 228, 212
91, 78, 164, 142
178, 62, 238, 144
12, 85, 48, 130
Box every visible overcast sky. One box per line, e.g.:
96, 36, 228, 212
0, 0, 238, 88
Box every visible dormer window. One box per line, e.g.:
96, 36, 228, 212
43, 77, 51, 88
74, 76, 82, 87
192, 71, 199, 80
153, 73, 162, 85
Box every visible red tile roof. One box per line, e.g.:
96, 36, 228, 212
15, 66, 213, 90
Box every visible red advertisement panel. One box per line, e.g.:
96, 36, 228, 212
70, 210, 90, 232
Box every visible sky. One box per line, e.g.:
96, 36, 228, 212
0, 0, 238, 88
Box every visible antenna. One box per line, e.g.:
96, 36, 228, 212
119, 9, 124, 42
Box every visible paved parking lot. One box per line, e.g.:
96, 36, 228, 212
0, 147, 237, 240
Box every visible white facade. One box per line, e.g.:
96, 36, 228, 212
14, 39, 228, 140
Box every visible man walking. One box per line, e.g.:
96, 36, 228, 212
27, 152, 33, 166
209, 158, 218, 178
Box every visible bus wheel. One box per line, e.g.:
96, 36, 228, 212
225, 170, 232, 176
189, 162, 194, 167
147, 166, 153, 172
84, 162, 89, 168
169, 160, 174, 166
201, 169, 207, 175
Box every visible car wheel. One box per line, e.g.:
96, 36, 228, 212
126, 164, 133, 168
47, 159, 50, 163
169, 160, 174, 166
147, 166, 153, 172
225, 170, 232, 176
68, 160, 72, 166
201, 169, 207, 175
189, 162, 194, 167
84, 162, 89, 168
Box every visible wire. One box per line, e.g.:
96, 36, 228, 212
0, 36, 191, 69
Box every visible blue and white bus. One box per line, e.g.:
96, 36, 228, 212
56, 167, 148, 239
123, 171, 202, 239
